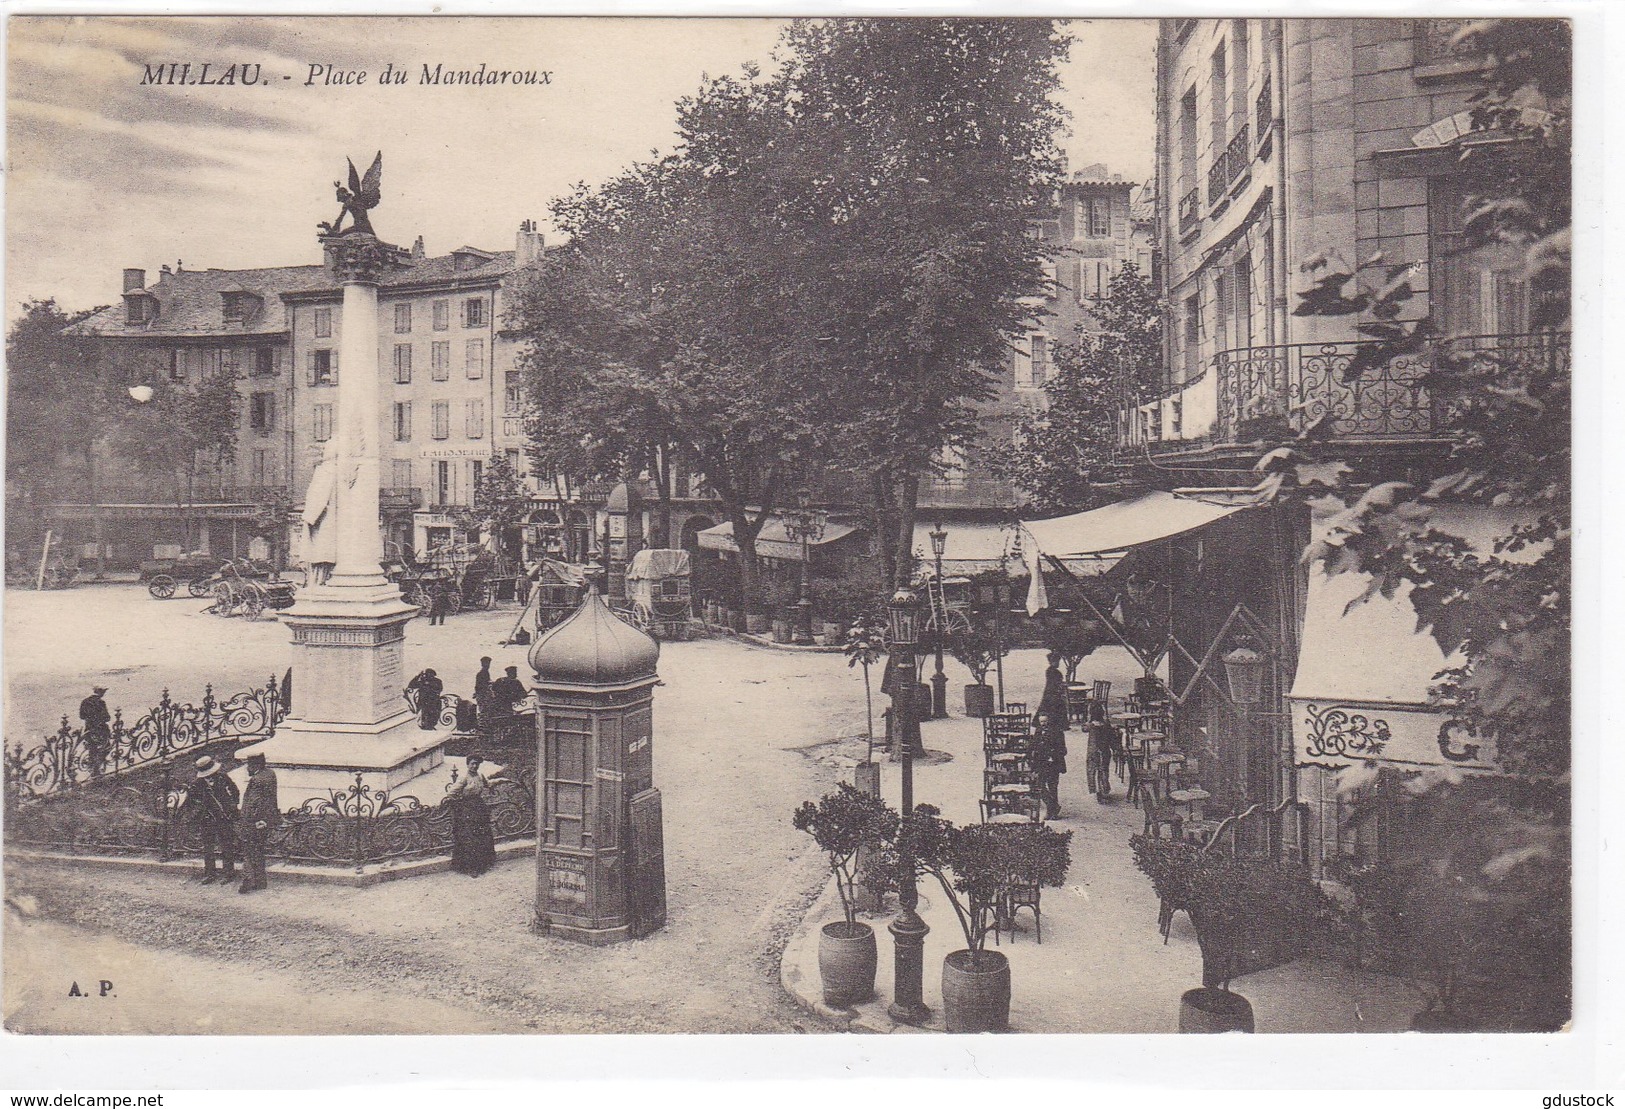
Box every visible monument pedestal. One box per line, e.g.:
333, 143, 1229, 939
241, 584, 451, 798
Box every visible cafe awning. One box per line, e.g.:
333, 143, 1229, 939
1021, 491, 1254, 559
911, 521, 1015, 575
696, 518, 860, 562
1287, 505, 1523, 773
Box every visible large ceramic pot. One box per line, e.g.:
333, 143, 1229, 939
942, 949, 1011, 1033
746, 612, 770, 636
772, 618, 794, 644
1178, 987, 1254, 1033
963, 683, 995, 718
818, 920, 878, 1007
820, 621, 845, 646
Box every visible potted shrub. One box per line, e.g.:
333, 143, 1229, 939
869, 805, 1072, 1032
950, 628, 1005, 718
1040, 619, 1106, 681
1130, 835, 1327, 1033
792, 783, 900, 1007
844, 614, 888, 762
771, 607, 795, 643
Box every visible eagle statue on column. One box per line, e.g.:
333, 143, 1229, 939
318, 152, 383, 237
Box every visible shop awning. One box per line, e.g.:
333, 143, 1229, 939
910, 521, 1017, 575
696, 518, 861, 562
1021, 491, 1254, 559
1286, 504, 1526, 773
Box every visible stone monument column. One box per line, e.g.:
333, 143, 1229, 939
325, 237, 392, 593
237, 185, 451, 797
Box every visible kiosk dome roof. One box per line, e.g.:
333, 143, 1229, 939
528, 588, 659, 687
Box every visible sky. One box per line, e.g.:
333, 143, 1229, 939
5, 16, 1157, 318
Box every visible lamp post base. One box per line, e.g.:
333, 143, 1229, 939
793, 598, 815, 646
930, 670, 948, 719
887, 907, 932, 1025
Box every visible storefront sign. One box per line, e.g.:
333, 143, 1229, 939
1292, 699, 1496, 772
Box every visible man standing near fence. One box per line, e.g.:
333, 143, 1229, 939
78, 685, 111, 777
237, 753, 279, 894
182, 755, 240, 885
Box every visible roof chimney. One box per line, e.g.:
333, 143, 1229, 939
122, 268, 146, 293
411, 235, 426, 260
516, 220, 545, 268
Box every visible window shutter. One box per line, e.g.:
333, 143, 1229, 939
306, 350, 316, 386
331, 348, 339, 385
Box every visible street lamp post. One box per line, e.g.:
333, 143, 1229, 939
783, 493, 826, 646
994, 551, 1011, 711
928, 523, 949, 719
885, 586, 930, 1025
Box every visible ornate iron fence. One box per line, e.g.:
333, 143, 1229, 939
9, 759, 538, 871
1256, 76, 1273, 143
1211, 332, 1569, 443
4, 677, 286, 802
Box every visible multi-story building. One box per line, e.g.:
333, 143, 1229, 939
915, 165, 1153, 559
69, 225, 558, 569
1103, 18, 1568, 873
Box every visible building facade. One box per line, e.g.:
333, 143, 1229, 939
919, 164, 1154, 519
1126, 18, 1567, 874
72, 225, 558, 569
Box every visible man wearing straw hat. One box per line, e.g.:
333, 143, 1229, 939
181, 754, 240, 885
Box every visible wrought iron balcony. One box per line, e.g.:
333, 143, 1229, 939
1178, 188, 1201, 234
1207, 124, 1252, 207
1207, 157, 1228, 206
379, 486, 424, 510
917, 477, 1021, 509
1256, 77, 1273, 143
1208, 331, 1569, 445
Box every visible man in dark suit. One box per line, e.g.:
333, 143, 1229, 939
490, 665, 527, 718
78, 686, 112, 777
182, 755, 240, 884
1034, 652, 1071, 818
237, 753, 279, 893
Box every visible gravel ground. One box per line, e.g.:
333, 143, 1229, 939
4, 585, 895, 1034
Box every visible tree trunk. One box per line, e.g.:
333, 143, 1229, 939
892, 468, 921, 588
870, 468, 899, 591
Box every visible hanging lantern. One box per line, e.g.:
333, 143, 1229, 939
1223, 646, 1265, 706
887, 586, 921, 649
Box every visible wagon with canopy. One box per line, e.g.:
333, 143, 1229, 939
623, 548, 693, 640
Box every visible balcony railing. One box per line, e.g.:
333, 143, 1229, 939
1178, 188, 1201, 234
917, 477, 1021, 509
1208, 332, 1569, 445
1207, 123, 1252, 206
1256, 76, 1273, 143
53, 484, 291, 506
380, 487, 424, 510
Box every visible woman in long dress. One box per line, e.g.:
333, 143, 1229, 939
444, 756, 496, 877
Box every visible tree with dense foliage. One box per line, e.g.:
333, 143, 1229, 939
779, 19, 1072, 588
455, 454, 530, 560
508, 67, 833, 612
511, 20, 1071, 604
6, 302, 242, 550
999, 262, 1161, 514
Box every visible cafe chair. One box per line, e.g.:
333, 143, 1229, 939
1000, 882, 1043, 944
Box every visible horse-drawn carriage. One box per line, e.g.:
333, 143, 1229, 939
202, 560, 297, 618
620, 549, 694, 641
144, 552, 230, 599
388, 541, 517, 618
